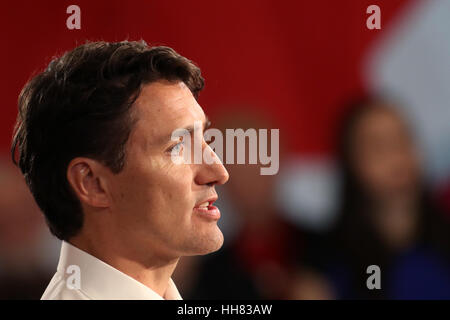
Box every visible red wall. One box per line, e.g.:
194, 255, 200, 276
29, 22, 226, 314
0, 0, 411, 155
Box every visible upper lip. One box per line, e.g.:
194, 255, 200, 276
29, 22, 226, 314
194, 195, 218, 207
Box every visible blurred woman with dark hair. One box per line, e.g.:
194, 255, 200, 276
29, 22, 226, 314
325, 96, 450, 299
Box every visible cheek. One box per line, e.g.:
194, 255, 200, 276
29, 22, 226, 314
353, 152, 387, 192
108, 157, 161, 210
109, 172, 155, 219
143, 168, 197, 242
161, 167, 196, 217
120, 158, 195, 217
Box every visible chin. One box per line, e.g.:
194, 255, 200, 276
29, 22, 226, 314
188, 226, 224, 256
206, 228, 224, 253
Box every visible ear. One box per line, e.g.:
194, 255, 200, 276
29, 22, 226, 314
66, 157, 110, 208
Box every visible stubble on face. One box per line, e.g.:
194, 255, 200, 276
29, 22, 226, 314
106, 80, 225, 262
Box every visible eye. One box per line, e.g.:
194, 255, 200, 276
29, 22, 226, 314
168, 141, 184, 154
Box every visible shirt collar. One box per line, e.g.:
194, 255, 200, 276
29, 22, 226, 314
57, 241, 182, 300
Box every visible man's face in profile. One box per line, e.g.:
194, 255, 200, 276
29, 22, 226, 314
104, 80, 229, 259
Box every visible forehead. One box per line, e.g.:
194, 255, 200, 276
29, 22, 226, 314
132, 80, 205, 145
356, 107, 406, 136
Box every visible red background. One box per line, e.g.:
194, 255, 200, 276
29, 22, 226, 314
1, 0, 410, 155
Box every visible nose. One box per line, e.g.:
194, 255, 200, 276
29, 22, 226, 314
194, 144, 229, 187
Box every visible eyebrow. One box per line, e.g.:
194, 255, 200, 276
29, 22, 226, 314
183, 116, 211, 136
163, 116, 211, 144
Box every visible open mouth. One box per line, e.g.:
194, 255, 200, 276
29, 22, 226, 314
193, 199, 220, 220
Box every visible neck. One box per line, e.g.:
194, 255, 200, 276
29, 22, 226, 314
70, 229, 179, 298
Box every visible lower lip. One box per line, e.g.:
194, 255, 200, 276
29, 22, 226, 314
193, 205, 221, 221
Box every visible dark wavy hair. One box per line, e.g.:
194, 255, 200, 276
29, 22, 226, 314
11, 40, 204, 240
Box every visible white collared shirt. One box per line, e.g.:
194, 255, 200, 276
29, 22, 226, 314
41, 241, 182, 300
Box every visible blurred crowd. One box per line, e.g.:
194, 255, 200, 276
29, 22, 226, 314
174, 96, 450, 300
1, 95, 450, 299
0, 155, 60, 299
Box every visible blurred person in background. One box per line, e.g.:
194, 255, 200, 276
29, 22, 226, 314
322, 96, 450, 299
173, 109, 332, 299
0, 156, 59, 299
